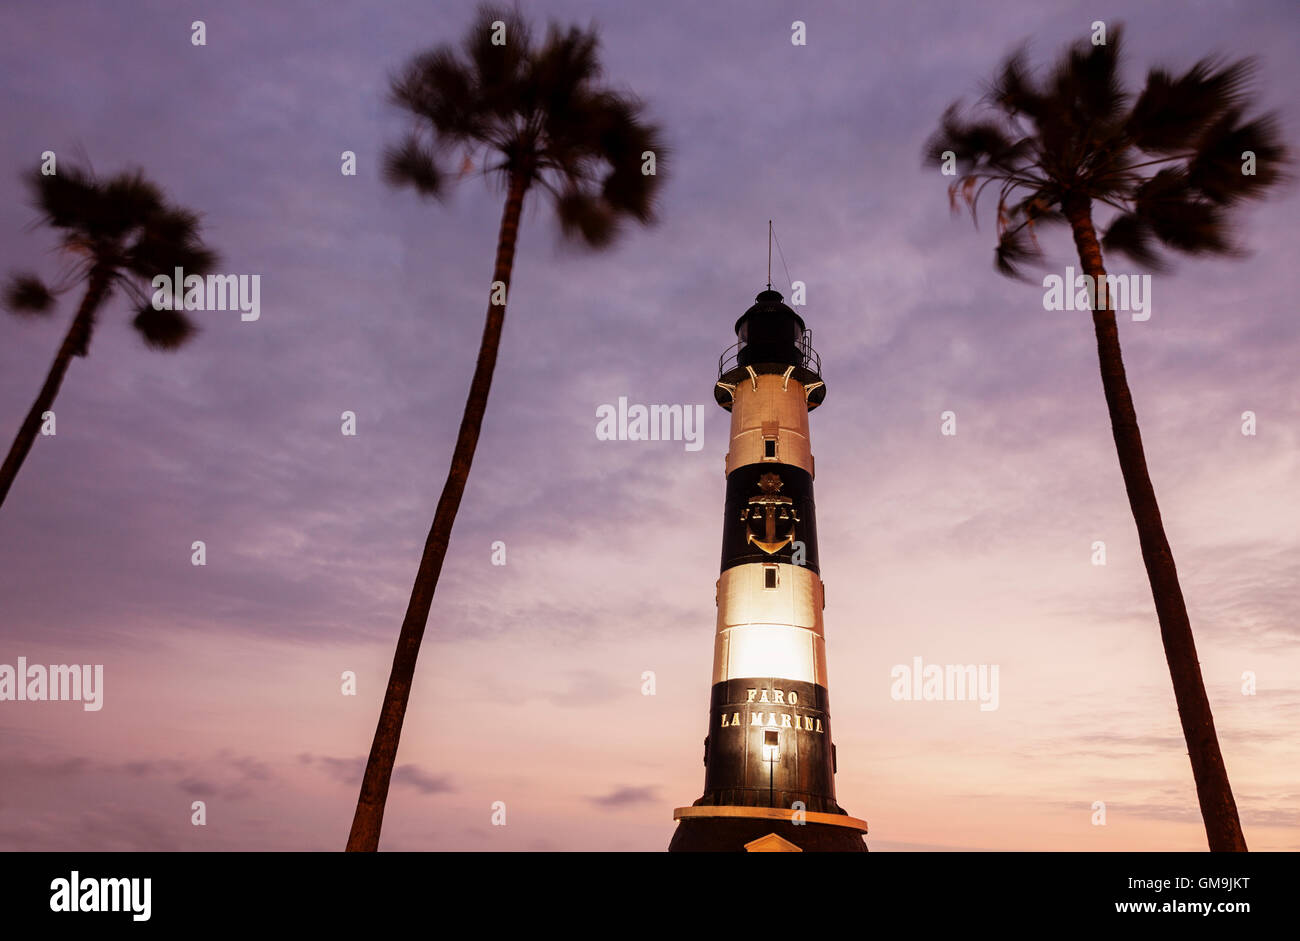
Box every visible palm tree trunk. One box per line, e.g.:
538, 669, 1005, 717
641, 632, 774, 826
1062, 194, 1247, 852
346, 171, 529, 851
0, 267, 110, 510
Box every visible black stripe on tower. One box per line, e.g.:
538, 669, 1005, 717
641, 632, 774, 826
697, 677, 844, 814
720, 462, 820, 574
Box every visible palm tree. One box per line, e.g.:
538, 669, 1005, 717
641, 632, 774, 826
925, 25, 1289, 852
346, 4, 665, 851
1, 164, 217, 509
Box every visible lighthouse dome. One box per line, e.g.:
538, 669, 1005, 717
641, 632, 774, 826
734, 289, 807, 369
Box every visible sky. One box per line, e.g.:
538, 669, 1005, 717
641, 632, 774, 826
0, 0, 1297, 851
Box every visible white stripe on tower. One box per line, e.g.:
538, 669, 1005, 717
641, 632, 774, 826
723, 372, 813, 475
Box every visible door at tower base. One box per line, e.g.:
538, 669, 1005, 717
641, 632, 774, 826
745, 833, 802, 852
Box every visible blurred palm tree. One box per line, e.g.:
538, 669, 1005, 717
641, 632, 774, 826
347, 4, 666, 851
926, 25, 1289, 851
1, 163, 217, 508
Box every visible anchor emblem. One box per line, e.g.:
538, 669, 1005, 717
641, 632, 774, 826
743, 472, 799, 554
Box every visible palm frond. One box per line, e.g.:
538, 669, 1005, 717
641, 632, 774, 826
127, 208, 219, 277
390, 49, 483, 143
465, 4, 532, 121
132, 303, 197, 350
986, 47, 1047, 121
1100, 213, 1169, 271
1062, 25, 1127, 124
93, 169, 166, 239
994, 223, 1042, 279
1131, 168, 1234, 255
28, 164, 99, 231
528, 22, 601, 120
1186, 109, 1289, 204
556, 188, 619, 248
383, 134, 448, 198
561, 92, 665, 223
1125, 57, 1254, 153
3, 273, 56, 315
922, 103, 1022, 172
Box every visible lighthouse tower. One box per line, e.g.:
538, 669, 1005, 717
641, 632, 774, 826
669, 288, 867, 852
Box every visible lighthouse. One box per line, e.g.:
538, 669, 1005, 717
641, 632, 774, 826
669, 287, 867, 852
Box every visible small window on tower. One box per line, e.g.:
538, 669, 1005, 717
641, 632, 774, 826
763, 565, 778, 589
763, 437, 777, 459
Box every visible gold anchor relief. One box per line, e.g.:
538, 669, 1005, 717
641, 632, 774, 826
743, 472, 799, 554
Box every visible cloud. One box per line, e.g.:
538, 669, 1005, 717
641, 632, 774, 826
392, 764, 455, 795
589, 786, 658, 809
299, 754, 452, 795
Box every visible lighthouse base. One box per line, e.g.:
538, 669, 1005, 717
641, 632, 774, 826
668, 806, 867, 852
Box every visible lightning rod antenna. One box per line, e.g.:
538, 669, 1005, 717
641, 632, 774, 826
767, 220, 773, 290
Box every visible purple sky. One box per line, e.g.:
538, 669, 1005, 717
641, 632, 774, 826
1, 0, 1297, 850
